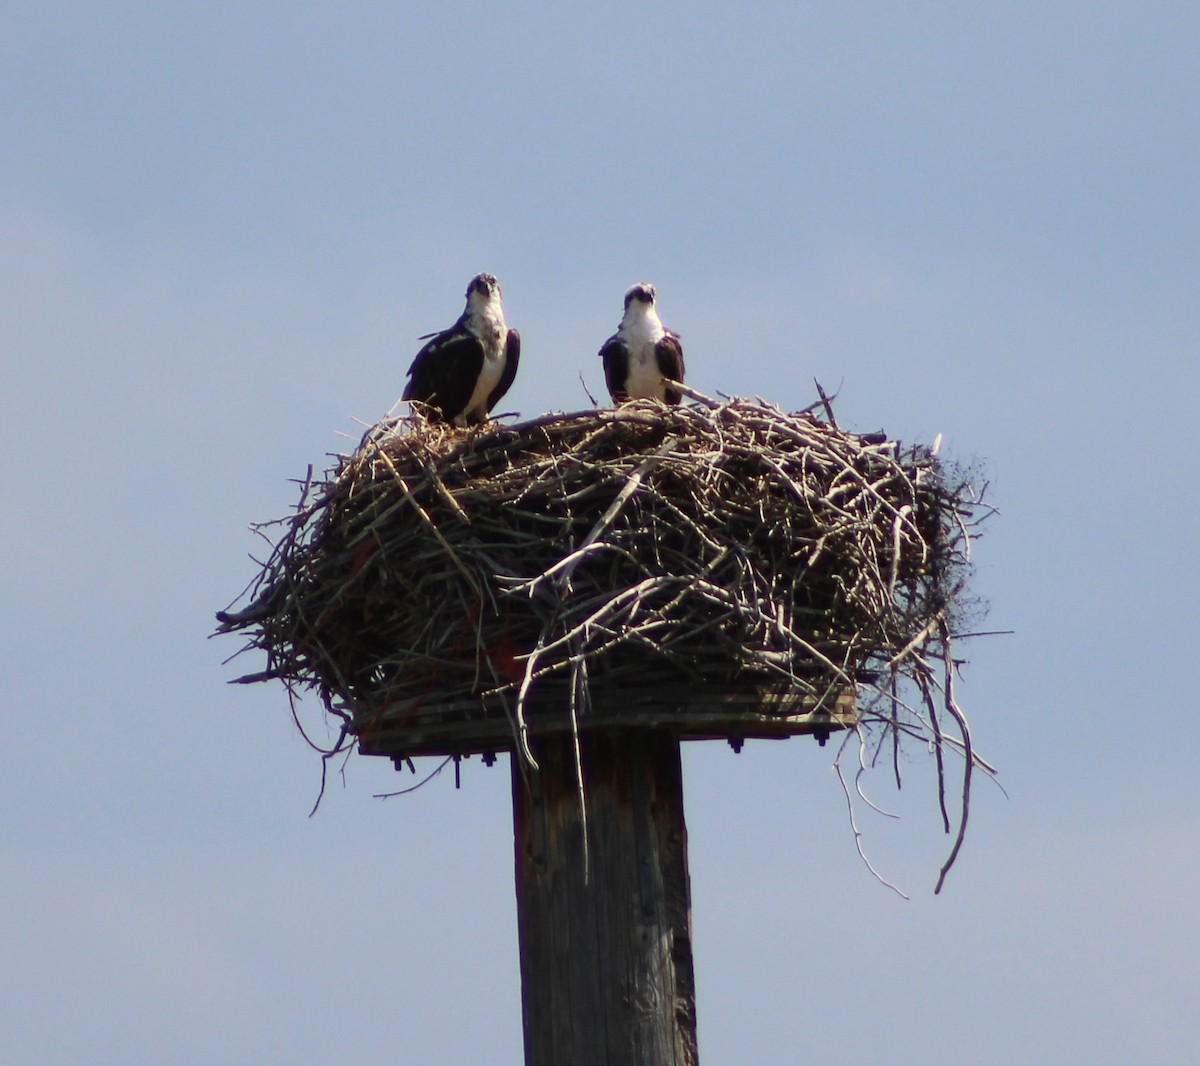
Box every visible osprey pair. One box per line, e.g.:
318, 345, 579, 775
401, 274, 686, 426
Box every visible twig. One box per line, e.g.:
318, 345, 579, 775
834, 730, 910, 899
374, 756, 453, 798
934, 618, 973, 894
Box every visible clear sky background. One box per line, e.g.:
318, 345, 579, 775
3, 3, 1197, 1063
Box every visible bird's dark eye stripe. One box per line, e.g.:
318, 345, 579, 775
622, 283, 657, 306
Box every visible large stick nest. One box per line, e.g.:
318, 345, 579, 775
219, 392, 986, 745
219, 390, 994, 891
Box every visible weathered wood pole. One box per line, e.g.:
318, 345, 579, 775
512, 728, 699, 1066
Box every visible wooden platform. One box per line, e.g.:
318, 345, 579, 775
351, 681, 857, 765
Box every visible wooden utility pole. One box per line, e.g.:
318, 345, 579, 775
353, 684, 853, 1065
512, 729, 698, 1066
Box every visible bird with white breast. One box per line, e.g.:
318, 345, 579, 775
598, 283, 686, 406
402, 273, 521, 426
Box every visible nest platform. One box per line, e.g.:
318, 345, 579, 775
218, 393, 981, 767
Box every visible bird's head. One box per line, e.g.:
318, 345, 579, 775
623, 282, 657, 310
465, 272, 502, 306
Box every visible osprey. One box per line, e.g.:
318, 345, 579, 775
402, 273, 521, 425
598, 283, 686, 405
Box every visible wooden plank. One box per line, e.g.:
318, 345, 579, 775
354, 684, 857, 762
513, 730, 699, 1066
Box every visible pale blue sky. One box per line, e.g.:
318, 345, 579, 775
3, 3, 1198, 1063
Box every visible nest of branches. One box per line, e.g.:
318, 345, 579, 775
231, 393, 980, 707
218, 390, 993, 889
